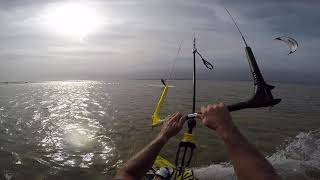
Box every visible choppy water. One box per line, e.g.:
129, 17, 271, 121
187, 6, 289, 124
0, 80, 319, 180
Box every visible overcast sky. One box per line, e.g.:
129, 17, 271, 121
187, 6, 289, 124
0, 0, 319, 83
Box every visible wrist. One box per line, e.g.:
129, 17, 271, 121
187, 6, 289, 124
157, 133, 170, 143
216, 124, 236, 140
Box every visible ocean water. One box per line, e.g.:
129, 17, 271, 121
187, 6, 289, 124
0, 80, 319, 180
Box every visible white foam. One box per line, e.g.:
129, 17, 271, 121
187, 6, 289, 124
194, 129, 320, 180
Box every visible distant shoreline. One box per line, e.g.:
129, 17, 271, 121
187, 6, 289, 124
0, 81, 30, 85
1, 79, 319, 87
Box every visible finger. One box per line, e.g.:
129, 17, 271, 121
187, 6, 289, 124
201, 106, 208, 117
178, 115, 187, 127
165, 113, 175, 123
170, 112, 178, 118
168, 112, 179, 121
193, 113, 202, 122
201, 106, 206, 114
195, 113, 202, 119
171, 112, 182, 123
175, 112, 183, 120
171, 121, 178, 127
218, 102, 225, 109
194, 117, 202, 122
165, 113, 176, 126
167, 117, 175, 126
221, 103, 228, 111
206, 104, 212, 111
210, 104, 218, 112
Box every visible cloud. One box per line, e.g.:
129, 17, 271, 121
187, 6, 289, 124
0, 0, 318, 82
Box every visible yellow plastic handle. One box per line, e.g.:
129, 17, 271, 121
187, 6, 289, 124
151, 85, 169, 127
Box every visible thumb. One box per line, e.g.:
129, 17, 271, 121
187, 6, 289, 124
194, 112, 203, 122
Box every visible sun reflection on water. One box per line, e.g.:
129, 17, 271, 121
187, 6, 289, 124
33, 81, 116, 169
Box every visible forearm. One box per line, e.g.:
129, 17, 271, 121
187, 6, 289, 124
222, 127, 281, 180
115, 135, 168, 180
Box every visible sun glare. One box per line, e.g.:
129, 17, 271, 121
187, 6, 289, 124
42, 3, 103, 39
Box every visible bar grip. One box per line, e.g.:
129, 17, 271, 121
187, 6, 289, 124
227, 102, 249, 112
227, 98, 281, 112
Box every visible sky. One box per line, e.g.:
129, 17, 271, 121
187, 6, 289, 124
0, 0, 319, 83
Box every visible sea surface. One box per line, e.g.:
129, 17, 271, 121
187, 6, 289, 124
0, 80, 319, 180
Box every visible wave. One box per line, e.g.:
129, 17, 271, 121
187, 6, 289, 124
194, 129, 320, 180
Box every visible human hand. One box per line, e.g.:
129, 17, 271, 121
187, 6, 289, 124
158, 112, 186, 141
200, 103, 234, 139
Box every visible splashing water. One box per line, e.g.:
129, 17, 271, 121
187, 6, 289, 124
194, 129, 320, 180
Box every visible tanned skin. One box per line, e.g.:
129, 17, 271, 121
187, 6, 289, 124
115, 103, 281, 180
114, 112, 187, 180
200, 103, 281, 180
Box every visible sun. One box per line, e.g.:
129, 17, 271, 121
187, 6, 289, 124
42, 3, 103, 39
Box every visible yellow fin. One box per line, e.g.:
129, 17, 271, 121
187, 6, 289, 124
152, 85, 169, 127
